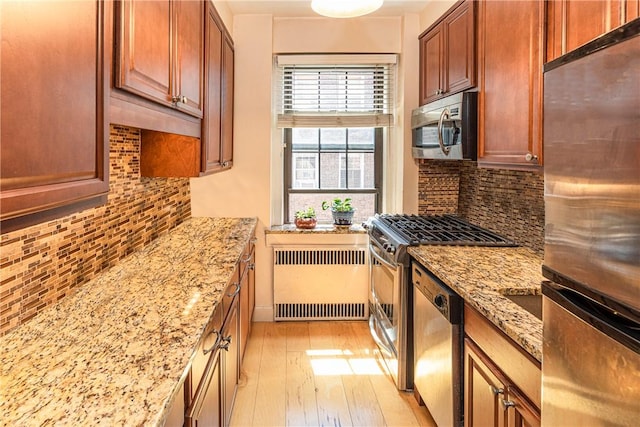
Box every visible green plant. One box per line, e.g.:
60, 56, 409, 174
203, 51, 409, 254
321, 197, 353, 212
294, 207, 316, 219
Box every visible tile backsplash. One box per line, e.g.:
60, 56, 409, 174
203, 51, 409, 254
417, 159, 545, 254
0, 125, 191, 336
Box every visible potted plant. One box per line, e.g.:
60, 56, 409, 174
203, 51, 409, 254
294, 207, 317, 229
322, 197, 355, 226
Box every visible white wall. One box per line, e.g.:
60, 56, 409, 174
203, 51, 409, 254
191, 10, 424, 321
420, 0, 457, 31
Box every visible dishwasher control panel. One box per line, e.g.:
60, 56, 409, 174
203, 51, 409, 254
412, 261, 462, 324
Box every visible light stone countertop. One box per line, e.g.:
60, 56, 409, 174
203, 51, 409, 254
408, 246, 544, 362
0, 217, 257, 426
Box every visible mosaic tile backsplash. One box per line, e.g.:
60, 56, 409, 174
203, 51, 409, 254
417, 160, 545, 254
0, 125, 191, 336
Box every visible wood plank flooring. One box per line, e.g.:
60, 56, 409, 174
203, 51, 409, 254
231, 321, 437, 427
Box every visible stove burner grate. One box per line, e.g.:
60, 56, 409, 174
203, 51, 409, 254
377, 214, 516, 246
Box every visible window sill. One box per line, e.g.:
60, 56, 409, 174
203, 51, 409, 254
266, 223, 367, 234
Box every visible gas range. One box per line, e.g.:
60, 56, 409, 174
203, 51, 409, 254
366, 213, 516, 393
368, 214, 516, 265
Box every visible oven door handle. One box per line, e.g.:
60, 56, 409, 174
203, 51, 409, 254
369, 315, 395, 356
369, 244, 397, 270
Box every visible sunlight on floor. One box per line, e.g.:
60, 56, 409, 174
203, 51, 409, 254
306, 348, 385, 376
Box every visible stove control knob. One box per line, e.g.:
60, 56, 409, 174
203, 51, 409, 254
384, 244, 396, 254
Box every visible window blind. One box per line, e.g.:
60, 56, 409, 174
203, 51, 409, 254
275, 54, 397, 128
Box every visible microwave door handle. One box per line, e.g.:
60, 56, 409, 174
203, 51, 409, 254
438, 108, 452, 156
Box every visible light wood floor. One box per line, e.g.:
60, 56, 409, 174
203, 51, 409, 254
230, 321, 438, 427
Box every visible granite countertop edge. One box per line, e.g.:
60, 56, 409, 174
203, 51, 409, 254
408, 246, 544, 362
0, 216, 258, 426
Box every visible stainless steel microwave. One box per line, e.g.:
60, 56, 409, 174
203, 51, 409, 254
411, 91, 477, 160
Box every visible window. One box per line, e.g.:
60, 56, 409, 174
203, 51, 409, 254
276, 55, 396, 224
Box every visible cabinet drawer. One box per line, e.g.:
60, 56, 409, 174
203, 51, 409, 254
464, 304, 541, 409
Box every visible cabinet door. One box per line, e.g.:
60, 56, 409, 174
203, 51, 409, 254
220, 32, 235, 169
202, 3, 224, 174
627, 0, 640, 21
464, 338, 507, 427
222, 299, 239, 427
174, 0, 204, 117
477, 0, 544, 169
444, 0, 476, 95
239, 266, 249, 362
165, 382, 186, 427
547, 0, 624, 61
247, 239, 256, 335
419, 26, 444, 105
116, 0, 172, 106
505, 386, 541, 427
1, 0, 109, 230
186, 350, 222, 427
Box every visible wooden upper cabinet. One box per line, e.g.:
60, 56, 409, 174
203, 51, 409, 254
444, 1, 476, 96
201, 3, 234, 175
546, 0, 638, 61
221, 33, 235, 169
419, 0, 476, 105
115, 0, 203, 118
1, 0, 109, 231
175, 0, 205, 117
419, 26, 444, 105
477, 0, 544, 170
139, 0, 233, 178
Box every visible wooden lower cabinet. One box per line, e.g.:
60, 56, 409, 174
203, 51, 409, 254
239, 237, 256, 361
464, 338, 507, 427
186, 345, 222, 426
165, 382, 186, 427
183, 235, 255, 426
464, 304, 541, 427
222, 298, 240, 427
464, 339, 540, 427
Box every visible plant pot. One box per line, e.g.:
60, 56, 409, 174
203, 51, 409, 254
295, 217, 317, 229
331, 209, 354, 226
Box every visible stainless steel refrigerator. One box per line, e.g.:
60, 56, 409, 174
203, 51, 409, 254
542, 19, 640, 426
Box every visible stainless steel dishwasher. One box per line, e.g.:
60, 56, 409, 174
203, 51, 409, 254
412, 260, 463, 427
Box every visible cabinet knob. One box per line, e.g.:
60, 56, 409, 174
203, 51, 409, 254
490, 386, 504, 395
219, 336, 232, 351
501, 399, 516, 409
525, 153, 538, 163
171, 95, 188, 105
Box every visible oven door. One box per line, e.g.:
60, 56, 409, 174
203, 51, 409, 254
369, 242, 406, 388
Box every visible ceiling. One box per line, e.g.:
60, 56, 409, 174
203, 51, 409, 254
217, 0, 429, 18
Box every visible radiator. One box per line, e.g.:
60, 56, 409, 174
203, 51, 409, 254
273, 247, 369, 321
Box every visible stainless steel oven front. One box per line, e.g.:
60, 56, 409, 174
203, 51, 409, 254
369, 241, 413, 391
